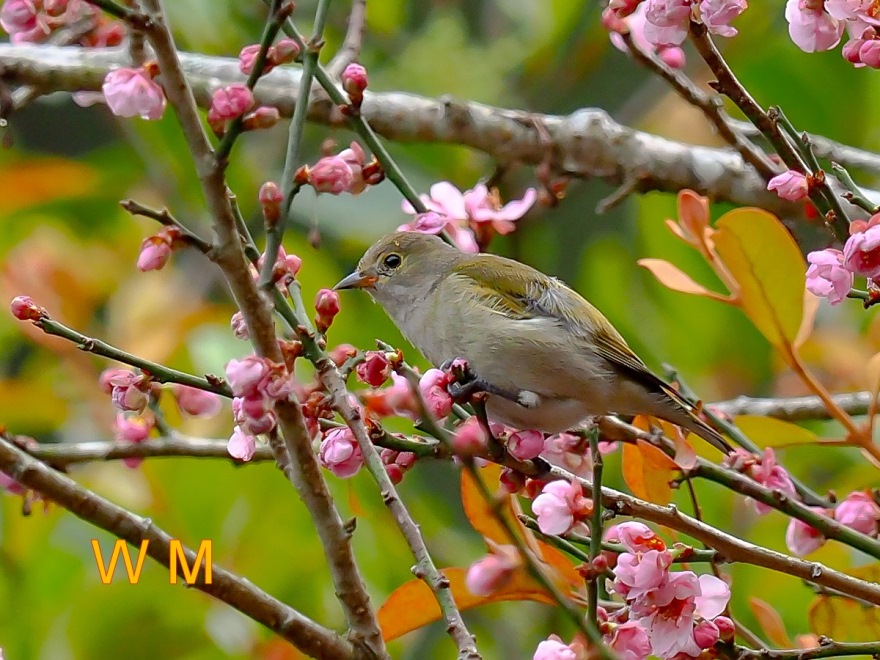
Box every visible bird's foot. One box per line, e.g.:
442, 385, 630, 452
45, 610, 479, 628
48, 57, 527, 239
441, 357, 541, 408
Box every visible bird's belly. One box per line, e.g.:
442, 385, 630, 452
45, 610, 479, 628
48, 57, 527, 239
486, 396, 595, 434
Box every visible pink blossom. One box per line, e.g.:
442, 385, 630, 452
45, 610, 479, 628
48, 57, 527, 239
1, 0, 40, 42
694, 573, 731, 618
0, 470, 25, 496
232, 396, 277, 435
533, 637, 577, 660
826, 0, 880, 23
714, 615, 736, 642
540, 432, 592, 477
785, 0, 844, 52
210, 84, 254, 120
612, 549, 673, 600
748, 448, 797, 515
228, 426, 257, 461
767, 170, 809, 201
507, 429, 545, 460
10, 295, 44, 321
643, 0, 692, 46
463, 184, 536, 235
615, 521, 666, 553
452, 416, 488, 455
693, 620, 720, 650
806, 248, 853, 305
532, 479, 591, 535
356, 351, 392, 388
102, 65, 166, 120
844, 224, 880, 278
308, 156, 354, 194
173, 385, 222, 417
418, 369, 454, 419
835, 491, 880, 536
637, 571, 703, 657
859, 38, 880, 66
465, 546, 518, 596
238, 44, 267, 75
137, 234, 172, 271
108, 371, 150, 413
606, 621, 652, 660
699, 0, 748, 37
341, 62, 368, 102
607, 3, 687, 68
230, 311, 249, 339
256, 246, 303, 287
114, 413, 152, 443
315, 288, 341, 332
786, 511, 826, 556
319, 427, 363, 478
226, 356, 270, 397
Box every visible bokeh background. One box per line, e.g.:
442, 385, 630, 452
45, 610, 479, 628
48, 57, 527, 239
2, 1, 879, 658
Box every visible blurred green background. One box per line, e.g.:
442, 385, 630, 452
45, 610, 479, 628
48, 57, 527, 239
2, 1, 879, 658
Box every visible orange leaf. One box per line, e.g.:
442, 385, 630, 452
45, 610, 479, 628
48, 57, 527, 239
378, 567, 554, 641
678, 189, 710, 239
638, 258, 724, 299
622, 440, 677, 504
535, 540, 583, 591
749, 597, 792, 648
461, 463, 517, 545
0, 158, 99, 214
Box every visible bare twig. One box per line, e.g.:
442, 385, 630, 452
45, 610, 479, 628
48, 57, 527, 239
710, 391, 878, 422
120, 198, 214, 254
326, 0, 367, 78
0, 436, 353, 660
735, 640, 880, 660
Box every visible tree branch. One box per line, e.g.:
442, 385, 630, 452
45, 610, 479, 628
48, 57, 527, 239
711, 391, 877, 422
5, 44, 880, 215
0, 435, 353, 660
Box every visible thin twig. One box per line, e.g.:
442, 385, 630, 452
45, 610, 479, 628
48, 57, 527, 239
710, 391, 878, 422
326, 0, 367, 78
586, 427, 603, 631
120, 198, 213, 254
735, 640, 880, 660
0, 436, 353, 659
832, 162, 879, 214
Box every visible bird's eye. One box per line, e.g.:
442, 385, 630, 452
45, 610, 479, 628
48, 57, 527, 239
383, 253, 402, 270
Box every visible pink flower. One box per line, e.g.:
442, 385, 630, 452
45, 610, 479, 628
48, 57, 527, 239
540, 432, 592, 477
693, 620, 720, 650
507, 429, 545, 460
257, 246, 302, 287
714, 615, 736, 642
230, 311, 249, 339
173, 385, 222, 417
606, 621, 652, 660
699, 0, 748, 37
341, 63, 368, 103
10, 295, 44, 321
465, 546, 519, 596
210, 84, 254, 120
533, 637, 577, 660
308, 156, 354, 194
1, 0, 39, 42
356, 351, 392, 388
835, 491, 880, 536
748, 448, 797, 515
643, 0, 692, 46
844, 225, 880, 278
694, 573, 731, 618
228, 426, 257, 461
0, 470, 25, 495
238, 44, 270, 75
452, 416, 488, 455
532, 479, 591, 535
859, 38, 880, 66
319, 427, 363, 478
806, 248, 853, 305
767, 170, 809, 201
226, 356, 270, 397
419, 369, 454, 420
607, 3, 687, 68
137, 234, 172, 271
102, 65, 166, 120
107, 371, 150, 413
786, 510, 826, 556
233, 396, 277, 435
612, 550, 673, 600
463, 184, 536, 235
115, 413, 154, 468
785, 0, 844, 52
615, 521, 666, 553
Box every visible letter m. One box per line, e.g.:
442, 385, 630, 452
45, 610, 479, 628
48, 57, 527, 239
169, 539, 212, 585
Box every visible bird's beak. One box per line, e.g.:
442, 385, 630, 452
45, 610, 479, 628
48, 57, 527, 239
333, 270, 378, 290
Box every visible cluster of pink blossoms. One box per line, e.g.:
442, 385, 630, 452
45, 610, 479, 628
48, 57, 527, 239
1, 0, 123, 46
300, 141, 384, 196
239, 38, 300, 76
225, 355, 294, 461
803, 214, 880, 305
207, 83, 280, 135
602, 0, 747, 65
399, 181, 537, 253
785, 0, 880, 63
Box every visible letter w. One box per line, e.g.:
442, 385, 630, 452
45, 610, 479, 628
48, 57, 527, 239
91, 539, 149, 584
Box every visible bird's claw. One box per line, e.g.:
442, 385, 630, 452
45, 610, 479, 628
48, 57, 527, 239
442, 357, 540, 408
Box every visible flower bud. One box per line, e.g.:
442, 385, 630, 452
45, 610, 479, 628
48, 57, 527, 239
259, 181, 283, 223
465, 546, 518, 596
269, 38, 301, 65
714, 616, 736, 642
210, 84, 254, 120
767, 170, 809, 202
308, 156, 354, 194
507, 429, 544, 460
319, 427, 363, 478
238, 44, 267, 75
230, 311, 249, 340
242, 106, 281, 131
137, 234, 173, 271
315, 288, 341, 332
356, 351, 392, 387
173, 384, 222, 417
10, 295, 45, 321
452, 416, 487, 455
341, 63, 368, 104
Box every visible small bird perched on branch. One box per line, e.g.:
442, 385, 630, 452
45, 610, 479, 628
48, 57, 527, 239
335, 231, 730, 454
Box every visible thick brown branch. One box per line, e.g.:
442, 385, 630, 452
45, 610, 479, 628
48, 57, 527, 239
0, 436, 352, 659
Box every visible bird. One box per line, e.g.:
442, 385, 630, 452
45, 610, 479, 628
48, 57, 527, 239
334, 231, 730, 454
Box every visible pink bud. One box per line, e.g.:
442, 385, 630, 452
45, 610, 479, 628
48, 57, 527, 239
786, 509, 827, 556
228, 426, 257, 461
239, 44, 268, 75
308, 156, 354, 194
859, 39, 880, 67
230, 311, 249, 339
315, 288, 341, 332
418, 369, 454, 420
242, 106, 280, 130
210, 84, 255, 121
10, 295, 45, 321
225, 355, 270, 396
356, 351, 392, 387
714, 616, 735, 642
341, 63, 368, 102
114, 413, 153, 443
767, 170, 809, 201
102, 65, 166, 120
269, 38, 301, 65
452, 416, 487, 455
834, 491, 880, 536
843, 37, 865, 63
499, 467, 526, 493
608, 0, 642, 17
172, 385, 222, 417
137, 234, 172, 271
507, 429, 544, 460
465, 546, 518, 596
693, 620, 720, 649
259, 181, 283, 224
319, 427, 363, 478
